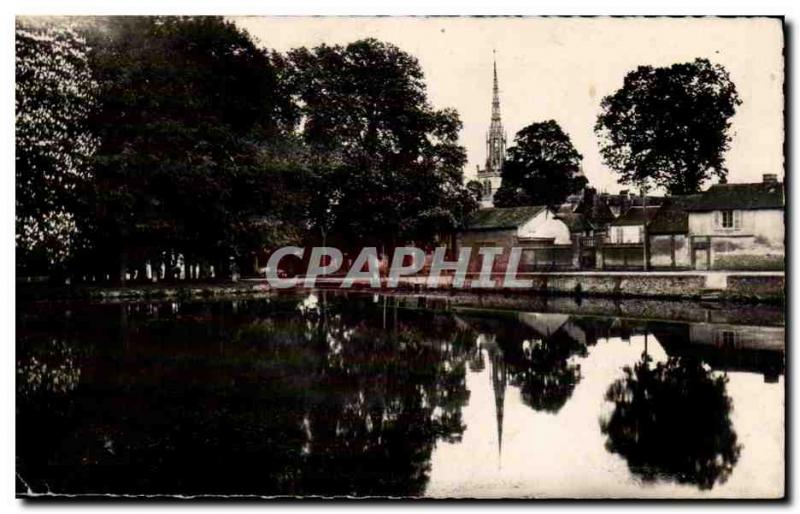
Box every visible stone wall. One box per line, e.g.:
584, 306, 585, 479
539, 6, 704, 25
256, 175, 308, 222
390, 271, 783, 301
726, 274, 785, 298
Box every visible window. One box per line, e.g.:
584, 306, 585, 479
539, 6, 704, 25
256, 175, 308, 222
715, 209, 741, 230
721, 210, 734, 228
718, 330, 737, 348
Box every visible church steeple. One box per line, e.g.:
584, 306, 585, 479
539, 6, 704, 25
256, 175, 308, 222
485, 50, 507, 175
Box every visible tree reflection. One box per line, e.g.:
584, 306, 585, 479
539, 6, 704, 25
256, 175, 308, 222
601, 354, 741, 490
512, 329, 587, 413
466, 314, 589, 414
16, 294, 475, 497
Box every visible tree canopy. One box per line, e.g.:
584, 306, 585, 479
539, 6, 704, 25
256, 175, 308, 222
288, 39, 476, 248
493, 120, 586, 209
16, 22, 98, 273
16, 19, 477, 282
595, 58, 741, 195
79, 16, 301, 280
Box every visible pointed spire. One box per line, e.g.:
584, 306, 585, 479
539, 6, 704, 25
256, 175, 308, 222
491, 50, 501, 121
485, 50, 506, 175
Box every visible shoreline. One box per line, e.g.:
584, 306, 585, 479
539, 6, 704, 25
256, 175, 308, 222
17, 270, 785, 307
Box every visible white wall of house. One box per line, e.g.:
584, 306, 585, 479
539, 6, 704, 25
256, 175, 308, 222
517, 209, 571, 244
609, 224, 644, 244
689, 209, 784, 270
688, 209, 784, 243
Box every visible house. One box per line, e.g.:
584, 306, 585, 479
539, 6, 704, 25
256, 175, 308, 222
607, 206, 660, 244
684, 175, 784, 270
646, 194, 702, 269
457, 205, 573, 272
599, 205, 660, 269
572, 188, 616, 232
601, 190, 664, 218
554, 187, 618, 269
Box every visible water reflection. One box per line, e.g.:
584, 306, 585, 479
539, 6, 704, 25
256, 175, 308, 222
16, 293, 784, 497
601, 352, 740, 490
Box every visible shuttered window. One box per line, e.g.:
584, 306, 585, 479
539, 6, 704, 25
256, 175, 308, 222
715, 210, 740, 231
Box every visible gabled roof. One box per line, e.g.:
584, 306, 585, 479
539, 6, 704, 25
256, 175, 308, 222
574, 195, 615, 226
464, 205, 547, 230
686, 182, 784, 211
647, 194, 702, 235
609, 206, 660, 227
556, 212, 593, 233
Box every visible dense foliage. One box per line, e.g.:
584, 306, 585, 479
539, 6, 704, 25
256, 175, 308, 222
493, 120, 586, 209
16, 22, 98, 273
288, 39, 476, 249
80, 16, 301, 281
16, 18, 476, 282
595, 58, 741, 195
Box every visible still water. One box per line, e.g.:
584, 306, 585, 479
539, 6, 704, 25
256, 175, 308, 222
16, 292, 784, 498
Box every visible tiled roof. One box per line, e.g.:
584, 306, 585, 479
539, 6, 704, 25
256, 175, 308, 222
686, 182, 784, 211
609, 206, 661, 226
647, 195, 702, 235
464, 205, 546, 230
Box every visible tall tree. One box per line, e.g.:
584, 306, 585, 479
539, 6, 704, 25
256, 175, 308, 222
493, 120, 586, 209
288, 39, 476, 249
595, 58, 741, 195
16, 21, 98, 274
81, 16, 299, 280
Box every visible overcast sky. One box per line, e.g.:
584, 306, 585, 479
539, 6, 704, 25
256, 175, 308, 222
232, 16, 784, 193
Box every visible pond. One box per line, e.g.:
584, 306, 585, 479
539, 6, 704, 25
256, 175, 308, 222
16, 291, 785, 498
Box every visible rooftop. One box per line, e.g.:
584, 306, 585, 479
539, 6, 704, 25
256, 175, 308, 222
556, 212, 593, 233
647, 194, 703, 235
686, 182, 784, 211
464, 205, 546, 230
610, 206, 661, 226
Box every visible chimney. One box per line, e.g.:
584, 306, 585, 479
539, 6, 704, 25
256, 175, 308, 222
583, 187, 596, 211
763, 173, 778, 184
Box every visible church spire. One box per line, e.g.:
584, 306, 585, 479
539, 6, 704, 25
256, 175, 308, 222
492, 50, 501, 122
485, 50, 506, 175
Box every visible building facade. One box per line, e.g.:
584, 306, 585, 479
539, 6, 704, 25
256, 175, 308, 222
457, 205, 573, 272
685, 175, 784, 270
599, 206, 660, 270
646, 195, 700, 269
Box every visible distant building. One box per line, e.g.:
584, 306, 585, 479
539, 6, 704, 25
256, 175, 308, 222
599, 206, 660, 270
475, 53, 506, 208
601, 190, 664, 218
457, 205, 572, 272
684, 174, 784, 270
606, 174, 785, 271
608, 206, 660, 244
647, 194, 702, 269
